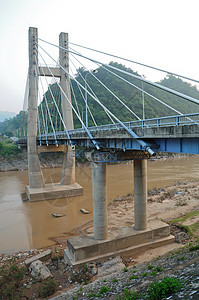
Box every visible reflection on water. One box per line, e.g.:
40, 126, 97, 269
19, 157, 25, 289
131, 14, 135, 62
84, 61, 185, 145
0, 156, 199, 254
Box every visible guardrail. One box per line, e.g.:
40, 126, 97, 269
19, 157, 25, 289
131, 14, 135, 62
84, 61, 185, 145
66, 112, 199, 135
17, 112, 199, 141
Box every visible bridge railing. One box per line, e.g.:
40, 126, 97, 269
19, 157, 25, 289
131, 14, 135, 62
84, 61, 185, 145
84, 112, 199, 133
37, 112, 199, 139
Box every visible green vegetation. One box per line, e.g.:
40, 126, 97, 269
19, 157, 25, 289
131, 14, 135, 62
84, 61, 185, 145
129, 275, 139, 280
170, 210, 199, 237
118, 288, 142, 299
153, 266, 163, 272
119, 277, 183, 300
150, 271, 158, 277
147, 264, 154, 270
1, 62, 199, 137
37, 278, 57, 298
170, 210, 199, 224
98, 285, 109, 295
123, 267, 129, 272
189, 244, 199, 251
177, 256, 185, 261
0, 139, 21, 157
147, 277, 183, 300
70, 264, 92, 284
113, 278, 119, 283
0, 259, 26, 299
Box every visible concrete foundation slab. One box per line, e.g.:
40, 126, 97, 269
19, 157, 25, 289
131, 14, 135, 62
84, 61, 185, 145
64, 220, 174, 266
26, 182, 83, 201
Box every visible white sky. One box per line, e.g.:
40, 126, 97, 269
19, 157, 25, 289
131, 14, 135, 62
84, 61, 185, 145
0, 0, 199, 113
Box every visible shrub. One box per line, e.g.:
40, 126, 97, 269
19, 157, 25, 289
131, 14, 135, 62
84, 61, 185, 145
98, 285, 109, 295
147, 277, 183, 300
148, 265, 154, 270
0, 259, 26, 299
189, 244, 199, 252
38, 278, 57, 298
154, 266, 163, 272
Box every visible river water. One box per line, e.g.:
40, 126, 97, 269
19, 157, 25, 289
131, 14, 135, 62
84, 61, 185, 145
0, 155, 199, 254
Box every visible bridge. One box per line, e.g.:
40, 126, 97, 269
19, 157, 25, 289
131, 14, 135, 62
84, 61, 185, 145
18, 27, 199, 264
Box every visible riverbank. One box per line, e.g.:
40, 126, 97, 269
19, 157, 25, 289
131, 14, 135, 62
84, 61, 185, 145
0, 177, 199, 299
0, 150, 191, 172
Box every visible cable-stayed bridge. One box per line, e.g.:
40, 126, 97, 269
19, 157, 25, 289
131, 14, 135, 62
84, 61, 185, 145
19, 29, 199, 158
19, 27, 199, 265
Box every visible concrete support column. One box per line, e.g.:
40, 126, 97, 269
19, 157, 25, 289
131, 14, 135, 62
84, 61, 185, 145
59, 32, 75, 185
27, 27, 44, 188
134, 159, 147, 230
92, 163, 108, 240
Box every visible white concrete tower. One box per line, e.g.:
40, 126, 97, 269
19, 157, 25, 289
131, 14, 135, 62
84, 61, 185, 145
27, 27, 44, 188
59, 32, 75, 185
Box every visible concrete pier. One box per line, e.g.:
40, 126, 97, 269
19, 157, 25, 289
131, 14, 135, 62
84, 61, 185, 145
134, 159, 147, 230
92, 163, 108, 240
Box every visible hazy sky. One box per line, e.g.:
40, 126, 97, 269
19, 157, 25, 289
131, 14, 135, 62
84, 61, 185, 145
0, 0, 199, 113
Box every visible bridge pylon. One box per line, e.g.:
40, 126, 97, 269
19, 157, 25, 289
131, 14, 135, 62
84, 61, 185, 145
26, 27, 83, 201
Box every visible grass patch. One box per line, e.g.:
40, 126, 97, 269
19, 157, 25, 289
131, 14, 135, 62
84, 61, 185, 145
189, 244, 199, 251
129, 275, 139, 280
98, 286, 109, 295
170, 211, 199, 224
189, 222, 199, 234
118, 288, 143, 299
177, 256, 185, 261
151, 271, 158, 277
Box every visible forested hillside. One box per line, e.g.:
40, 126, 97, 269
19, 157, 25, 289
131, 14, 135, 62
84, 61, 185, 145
1, 62, 199, 137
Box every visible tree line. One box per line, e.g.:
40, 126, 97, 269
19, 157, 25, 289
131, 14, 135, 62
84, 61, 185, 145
1, 61, 199, 137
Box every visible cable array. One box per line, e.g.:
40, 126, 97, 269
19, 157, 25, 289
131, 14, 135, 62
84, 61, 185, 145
24, 34, 199, 150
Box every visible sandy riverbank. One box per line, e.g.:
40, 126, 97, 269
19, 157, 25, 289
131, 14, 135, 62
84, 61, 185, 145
49, 179, 199, 256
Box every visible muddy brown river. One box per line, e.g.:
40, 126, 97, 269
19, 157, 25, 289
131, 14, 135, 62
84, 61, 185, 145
0, 155, 199, 254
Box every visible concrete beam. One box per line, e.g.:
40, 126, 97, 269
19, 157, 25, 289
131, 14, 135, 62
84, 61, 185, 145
38, 67, 61, 78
